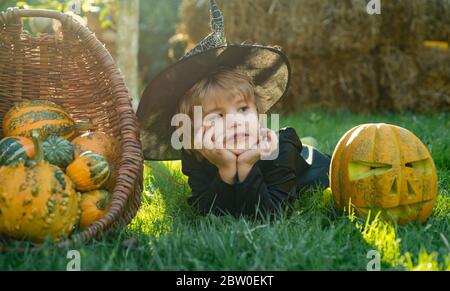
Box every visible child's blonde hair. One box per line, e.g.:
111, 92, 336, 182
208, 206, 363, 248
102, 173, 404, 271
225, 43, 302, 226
177, 68, 262, 161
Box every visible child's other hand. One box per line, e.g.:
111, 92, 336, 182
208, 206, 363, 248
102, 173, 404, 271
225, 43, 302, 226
258, 128, 279, 161
237, 128, 279, 166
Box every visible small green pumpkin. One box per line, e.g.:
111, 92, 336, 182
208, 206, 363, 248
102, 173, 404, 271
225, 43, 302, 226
43, 137, 74, 169
0, 136, 35, 166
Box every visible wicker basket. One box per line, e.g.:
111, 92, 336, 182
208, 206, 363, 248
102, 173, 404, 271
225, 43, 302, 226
0, 8, 143, 247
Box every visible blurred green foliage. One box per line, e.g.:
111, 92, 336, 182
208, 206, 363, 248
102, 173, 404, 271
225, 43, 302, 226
0, 0, 19, 11
1, 0, 114, 29
139, 0, 180, 88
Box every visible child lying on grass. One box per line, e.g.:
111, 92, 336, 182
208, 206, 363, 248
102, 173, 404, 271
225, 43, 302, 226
137, 0, 330, 217
178, 68, 331, 217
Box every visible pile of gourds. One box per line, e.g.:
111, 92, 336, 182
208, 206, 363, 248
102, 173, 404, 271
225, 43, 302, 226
0, 100, 118, 243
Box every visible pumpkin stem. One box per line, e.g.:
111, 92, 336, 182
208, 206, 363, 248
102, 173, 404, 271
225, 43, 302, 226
31, 131, 43, 163
96, 191, 112, 211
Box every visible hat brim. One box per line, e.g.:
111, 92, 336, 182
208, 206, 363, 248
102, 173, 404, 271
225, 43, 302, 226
137, 44, 291, 161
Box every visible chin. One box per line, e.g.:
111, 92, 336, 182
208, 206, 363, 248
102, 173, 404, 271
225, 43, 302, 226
230, 149, 247, 155
225, 135, 257, 156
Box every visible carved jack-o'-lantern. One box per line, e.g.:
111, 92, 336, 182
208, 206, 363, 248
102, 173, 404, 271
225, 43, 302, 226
330, 123, 437, 224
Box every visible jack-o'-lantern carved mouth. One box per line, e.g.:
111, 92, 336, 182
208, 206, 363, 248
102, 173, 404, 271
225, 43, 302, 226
357, 198, 436, 223
358, 200, 434, 212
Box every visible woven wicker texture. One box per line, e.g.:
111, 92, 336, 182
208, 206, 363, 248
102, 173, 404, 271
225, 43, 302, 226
0, 8, 143, 247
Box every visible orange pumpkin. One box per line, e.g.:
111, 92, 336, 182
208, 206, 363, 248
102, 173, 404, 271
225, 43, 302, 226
72, 131, 117, 163
66, 152, 111, 192
330, 123, 437, 224
3, 100, 79, 140
79, 190, 111, 230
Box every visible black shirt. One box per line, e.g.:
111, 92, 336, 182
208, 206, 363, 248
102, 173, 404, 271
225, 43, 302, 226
181, 127, 324, 217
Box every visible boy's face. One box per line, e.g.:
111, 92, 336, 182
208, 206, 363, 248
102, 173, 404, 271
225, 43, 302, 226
202, 93, 260, 155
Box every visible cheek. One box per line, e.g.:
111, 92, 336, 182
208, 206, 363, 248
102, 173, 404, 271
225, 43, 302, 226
214, 118, 225, 128
204, 118, 225, 131
246, 111, 259, 122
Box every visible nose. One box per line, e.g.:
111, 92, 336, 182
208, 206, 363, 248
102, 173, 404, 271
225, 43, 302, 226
226, 112, 244, 129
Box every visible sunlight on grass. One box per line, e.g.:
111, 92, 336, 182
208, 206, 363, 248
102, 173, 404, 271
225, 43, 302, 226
321, 187, 336, 211
346, 199, 450, 271
128, 190, 173, 238
128, 161, 191, 239
403, 251, 450, 271
127, 165, 175, 237
161, 160, 190, 190
433, 194, 450, 219
162, 161, 186, 181
352, 210, 403, 267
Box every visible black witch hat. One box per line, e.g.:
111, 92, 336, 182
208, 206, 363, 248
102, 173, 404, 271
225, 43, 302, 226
137, 0, 291, 161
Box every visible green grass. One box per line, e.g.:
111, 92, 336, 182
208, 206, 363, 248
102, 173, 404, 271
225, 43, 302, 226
0, 110, 449, 271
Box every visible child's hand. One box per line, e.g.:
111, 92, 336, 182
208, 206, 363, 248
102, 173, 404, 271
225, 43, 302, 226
195, 126, 237, 184
236, 128, 279, 182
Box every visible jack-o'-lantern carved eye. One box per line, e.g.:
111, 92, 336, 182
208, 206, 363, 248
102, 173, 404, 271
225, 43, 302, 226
349, 161, 392, 181
405, 158, 433, 173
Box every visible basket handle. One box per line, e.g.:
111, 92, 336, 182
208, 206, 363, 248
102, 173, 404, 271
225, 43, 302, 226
10, 8, 67, 21
0, 7, 89, 37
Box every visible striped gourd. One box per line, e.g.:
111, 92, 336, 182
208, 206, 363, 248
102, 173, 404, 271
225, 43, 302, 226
72, 131, 117, 163
0, 136, 35, 166
66, 152, 111, 192
3, 100, 79, 140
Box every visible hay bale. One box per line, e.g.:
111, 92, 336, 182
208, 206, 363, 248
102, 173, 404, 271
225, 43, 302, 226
178, 0, 379, 56
178, 0, 433, 55
377, 47, 419, 111
376, 47, 450, 112
375, 0, 427, 51
425, 0, 450, 42
283, 53, 379, 112
277, 0, 380, 56
415, 48, 450, 112
177, 0, 209, 44
177, 0, 447, 112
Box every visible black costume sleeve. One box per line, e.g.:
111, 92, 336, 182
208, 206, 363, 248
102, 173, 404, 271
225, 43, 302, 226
181, 149, 239, 216
181, 128, 310, 217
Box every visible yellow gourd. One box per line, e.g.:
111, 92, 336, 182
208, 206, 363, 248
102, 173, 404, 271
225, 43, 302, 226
0, 132, 80, 243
